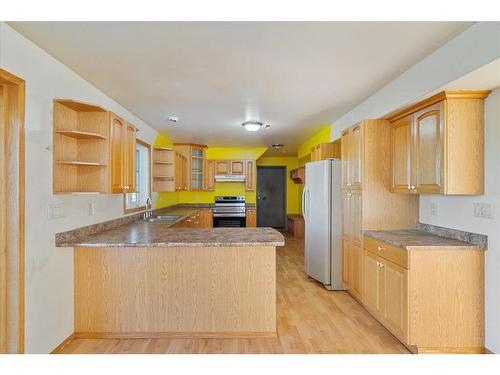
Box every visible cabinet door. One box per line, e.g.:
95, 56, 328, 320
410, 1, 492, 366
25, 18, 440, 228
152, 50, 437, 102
382, 259, 409, 342
182, 155, 188, 191
246, 209, 256, 227
215, 160, 230, 175
245, 160, 256, 191
350, 190, 362, 244
205, 160, 215, 191
200, 209, 213, 228
350, 125, 362, 189
341, 130, 350, 188
341, 191, 351, 287
230, 160, 245, 175
110, 114, 125, 193
190, 146, 204, 190
363, 251, 382, 316
413, 103, 443, 194
124, 123, 136, 192
391, 116, 412, 193
350, 243, 363, 300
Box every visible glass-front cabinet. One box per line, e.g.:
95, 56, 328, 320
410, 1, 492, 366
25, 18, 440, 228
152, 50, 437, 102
191, 145, 205, 190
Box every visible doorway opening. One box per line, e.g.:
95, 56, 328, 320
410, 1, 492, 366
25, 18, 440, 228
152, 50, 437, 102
256, 166, 286, 229
0, 69, 25, 354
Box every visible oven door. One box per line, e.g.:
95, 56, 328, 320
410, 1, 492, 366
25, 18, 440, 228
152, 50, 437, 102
213, 216, 246, 227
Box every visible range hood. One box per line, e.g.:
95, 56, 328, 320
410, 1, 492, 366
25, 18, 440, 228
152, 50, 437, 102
215, 175, 246, 182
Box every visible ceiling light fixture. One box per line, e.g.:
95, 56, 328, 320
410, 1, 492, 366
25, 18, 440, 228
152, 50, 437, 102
242, 120, 263, 132
264, 124, 271, 129
272, 143, 284, 151
168, 116, 179, 123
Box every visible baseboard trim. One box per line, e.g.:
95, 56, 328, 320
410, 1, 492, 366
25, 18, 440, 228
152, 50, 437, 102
50, 333, 76, 354
74, 331, 277, 339
417, 347, 485, 354
484, 347, 494, 354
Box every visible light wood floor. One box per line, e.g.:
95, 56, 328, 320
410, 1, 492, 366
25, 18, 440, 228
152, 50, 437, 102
54, 234, 409, 354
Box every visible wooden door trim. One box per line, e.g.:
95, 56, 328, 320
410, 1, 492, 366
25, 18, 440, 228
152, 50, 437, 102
123, 138, 151, 214
0, 69, 25, 353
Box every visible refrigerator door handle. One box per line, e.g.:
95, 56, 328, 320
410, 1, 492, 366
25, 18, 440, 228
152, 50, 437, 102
302, 185, 307, 221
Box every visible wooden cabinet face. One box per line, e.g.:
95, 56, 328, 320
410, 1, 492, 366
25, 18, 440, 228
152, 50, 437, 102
205, 160, 215, 191
350, 190, 362, 244
350, 125, 362, 188
391, 116, 411, 192
246, 209, 256, 227
124, 124, 136, 192
341, 190, 350, 238
231, 160, 245, 175
341, 131, 350, 188
383, 259, 408, 341
215, 160, 230, 175
245, 160, 255, 191
110, 114, 125, 193
175, 152, 188, 191
190, 146, 204, 191
364, 251, 382, 315
414, 104, 442, 193
200, 209, 213, 228
350, 243, 362, 299
342, 238, 350, 286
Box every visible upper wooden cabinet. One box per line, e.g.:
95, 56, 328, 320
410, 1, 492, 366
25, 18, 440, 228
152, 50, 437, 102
341, 125, 362, 189
289, 167, 305, 184
173, 143, 207, 191
388, 91, 491, 195
245, 159, 256, 191
310, 140, 341, 162
205, 159, 215, 191
231, 160, 245, 175
53, 99, 136, 194
215, 160, 230, 175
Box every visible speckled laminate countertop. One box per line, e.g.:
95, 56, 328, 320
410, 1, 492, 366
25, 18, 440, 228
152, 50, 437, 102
58, 222, 284, 248
363, 229, 484, 250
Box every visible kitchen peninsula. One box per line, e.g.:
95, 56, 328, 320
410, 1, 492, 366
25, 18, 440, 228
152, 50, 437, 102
56, 207, 284, 339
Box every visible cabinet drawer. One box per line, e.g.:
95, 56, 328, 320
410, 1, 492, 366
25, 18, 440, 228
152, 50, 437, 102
363, 236, 408, 269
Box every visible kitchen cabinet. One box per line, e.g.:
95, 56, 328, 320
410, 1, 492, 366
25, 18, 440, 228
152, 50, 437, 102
152, 148, 175, 192
310, 141, 341, 162
205, 160, 215, 191
245, 159, 256, 191
289, 167, 305, 184
173, 210, 212, 228
362, 235, 484, 353
53, 99, 137, 194
174, 151, 188, 191
109, 115, 136, 193
215, 160, 230, 175
340, 120, 419, 301
173, 143, 207, 191
341, 189, 362, 300
231, 160, 245, 175
286, 214, 304, 237
246, 208, 256, 227
388, 90, 491, 195
199, 209, 213, 228
341, 124, 362, 190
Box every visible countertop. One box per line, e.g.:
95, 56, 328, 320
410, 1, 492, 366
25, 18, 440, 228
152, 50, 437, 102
60, 223, 284, 248
363, 229, 484, 250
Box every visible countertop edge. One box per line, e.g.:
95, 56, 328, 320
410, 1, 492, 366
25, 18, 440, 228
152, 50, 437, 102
67, 241, 285, 248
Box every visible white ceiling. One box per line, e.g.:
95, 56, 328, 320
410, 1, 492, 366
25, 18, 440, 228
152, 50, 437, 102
10, 21, 473, 155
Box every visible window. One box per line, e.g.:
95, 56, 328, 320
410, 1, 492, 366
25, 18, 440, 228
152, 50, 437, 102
124, 139, 151, 213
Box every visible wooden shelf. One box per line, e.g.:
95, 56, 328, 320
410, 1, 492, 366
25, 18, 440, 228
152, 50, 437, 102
55, 130, 108, 140
54, 99, 106, 112
56, 161, 104, 166
153, 161, 173, 164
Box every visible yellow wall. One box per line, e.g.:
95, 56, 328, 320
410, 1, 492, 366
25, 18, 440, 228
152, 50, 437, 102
256, 156, 300, 214
297, 125, 331, 159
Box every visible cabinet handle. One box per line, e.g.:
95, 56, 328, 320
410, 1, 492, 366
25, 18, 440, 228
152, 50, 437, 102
377, 246, 383, 252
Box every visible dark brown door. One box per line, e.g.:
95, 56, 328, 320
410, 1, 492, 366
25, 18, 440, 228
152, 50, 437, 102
256, 166, 286, 228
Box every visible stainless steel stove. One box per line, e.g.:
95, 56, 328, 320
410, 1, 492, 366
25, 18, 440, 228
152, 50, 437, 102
213, 196, 246, 227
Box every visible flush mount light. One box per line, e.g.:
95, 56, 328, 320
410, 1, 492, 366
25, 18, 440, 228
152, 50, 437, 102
264, 124, 271, 129
242, 120, 263, 132
272, 143, 284, 151
168, 116, 179, 123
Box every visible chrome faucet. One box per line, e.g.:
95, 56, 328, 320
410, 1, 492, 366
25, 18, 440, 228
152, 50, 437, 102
144, 196, 153, 219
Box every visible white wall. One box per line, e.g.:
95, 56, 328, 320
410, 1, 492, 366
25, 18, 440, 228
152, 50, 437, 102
420, 89, 500, 351
0, 22, 159, 353
329, 22, 500, 352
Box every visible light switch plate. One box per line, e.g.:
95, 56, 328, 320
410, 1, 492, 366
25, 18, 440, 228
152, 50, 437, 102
47, 204, 64, 219
474, 203, 494, 219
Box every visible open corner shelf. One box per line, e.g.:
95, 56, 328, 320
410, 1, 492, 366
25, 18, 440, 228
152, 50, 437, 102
153, 148, 175, 192
55, 130, 108, 140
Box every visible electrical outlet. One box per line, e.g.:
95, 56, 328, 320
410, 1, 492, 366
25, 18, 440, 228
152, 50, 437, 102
474, 203, 494, 219
47, 204, 65, 219
430, 202, 438, 216
88, 202, 96, 216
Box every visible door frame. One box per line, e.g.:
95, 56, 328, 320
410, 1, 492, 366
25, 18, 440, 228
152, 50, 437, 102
256, 166, 287, 228
0, 69, 25, 353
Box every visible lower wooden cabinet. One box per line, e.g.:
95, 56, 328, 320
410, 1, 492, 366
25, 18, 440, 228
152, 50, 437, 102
199, 209, 213, 228
172, 209, 212, 228
246, 208, 256, 227
361, 235, 484, 353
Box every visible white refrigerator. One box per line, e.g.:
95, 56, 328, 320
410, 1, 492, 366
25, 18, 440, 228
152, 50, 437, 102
302, 159, 344, 290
